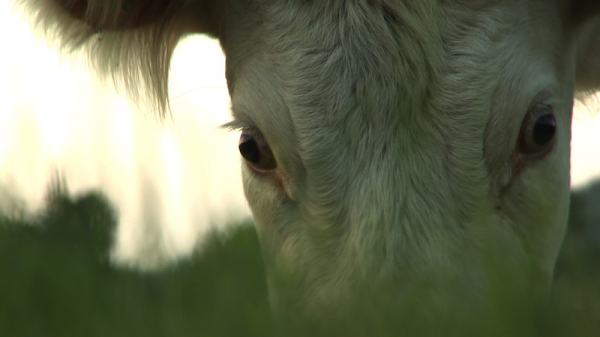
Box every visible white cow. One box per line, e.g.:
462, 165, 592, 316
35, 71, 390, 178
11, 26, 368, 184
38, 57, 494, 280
18, 0, 600, 331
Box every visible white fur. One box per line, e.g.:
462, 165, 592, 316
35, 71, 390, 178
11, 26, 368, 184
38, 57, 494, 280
15, 0, 600, 323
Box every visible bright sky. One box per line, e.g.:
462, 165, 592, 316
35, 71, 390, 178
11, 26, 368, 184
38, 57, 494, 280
0, 2, 250, 266
1, 2, 599, 264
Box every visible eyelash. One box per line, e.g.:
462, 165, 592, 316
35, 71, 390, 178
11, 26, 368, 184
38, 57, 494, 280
220, 119, 246, 132
220, 120, 263, 139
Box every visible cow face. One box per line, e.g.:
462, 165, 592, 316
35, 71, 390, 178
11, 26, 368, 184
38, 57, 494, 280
21, 0, 600, 327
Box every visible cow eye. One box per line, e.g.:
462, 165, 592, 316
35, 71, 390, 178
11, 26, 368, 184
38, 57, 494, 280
519, 105, 556, 157
239, 133, 277, 171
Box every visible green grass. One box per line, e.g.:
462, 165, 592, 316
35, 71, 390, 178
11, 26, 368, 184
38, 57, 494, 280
0, 181, 599, 336
0, 186, 272, 337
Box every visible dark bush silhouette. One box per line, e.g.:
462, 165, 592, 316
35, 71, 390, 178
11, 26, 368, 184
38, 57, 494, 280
0, 185, 271, 337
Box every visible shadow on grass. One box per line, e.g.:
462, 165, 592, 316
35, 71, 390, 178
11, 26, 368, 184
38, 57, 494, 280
0, 180, 598, 336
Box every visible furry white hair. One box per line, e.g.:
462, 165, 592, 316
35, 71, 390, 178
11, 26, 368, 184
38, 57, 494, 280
15, 0, 600, 330
18, 0, 210, 118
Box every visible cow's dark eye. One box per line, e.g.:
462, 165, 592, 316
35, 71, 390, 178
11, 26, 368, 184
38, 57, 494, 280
519, 105, 556, 157
239, 133, 277, 171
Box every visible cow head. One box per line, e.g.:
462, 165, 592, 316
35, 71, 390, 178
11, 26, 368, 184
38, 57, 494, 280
20, 0, 600, 329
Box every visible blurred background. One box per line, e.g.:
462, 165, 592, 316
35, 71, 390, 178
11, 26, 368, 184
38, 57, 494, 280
0, 1, 599, 336
0, 1, 252, 267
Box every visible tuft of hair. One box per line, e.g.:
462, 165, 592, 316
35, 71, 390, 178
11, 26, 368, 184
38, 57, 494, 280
15, 0, 199, 120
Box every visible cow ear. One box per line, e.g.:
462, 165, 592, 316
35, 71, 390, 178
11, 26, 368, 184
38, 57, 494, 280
570, 1, 600, 93
18, 0, 228, 119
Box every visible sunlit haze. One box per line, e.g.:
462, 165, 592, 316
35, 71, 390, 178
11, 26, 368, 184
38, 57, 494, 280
0, 3, 250, 266
1, 2, 599, 265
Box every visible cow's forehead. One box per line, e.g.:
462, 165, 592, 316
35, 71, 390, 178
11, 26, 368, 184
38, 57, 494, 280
227, 0, 559, 206
226, 0, 527, 131
272, 2, 444, 120
229, 1, 446, 156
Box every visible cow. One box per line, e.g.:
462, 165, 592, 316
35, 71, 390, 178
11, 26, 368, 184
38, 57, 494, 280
18, 0, 600, 333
